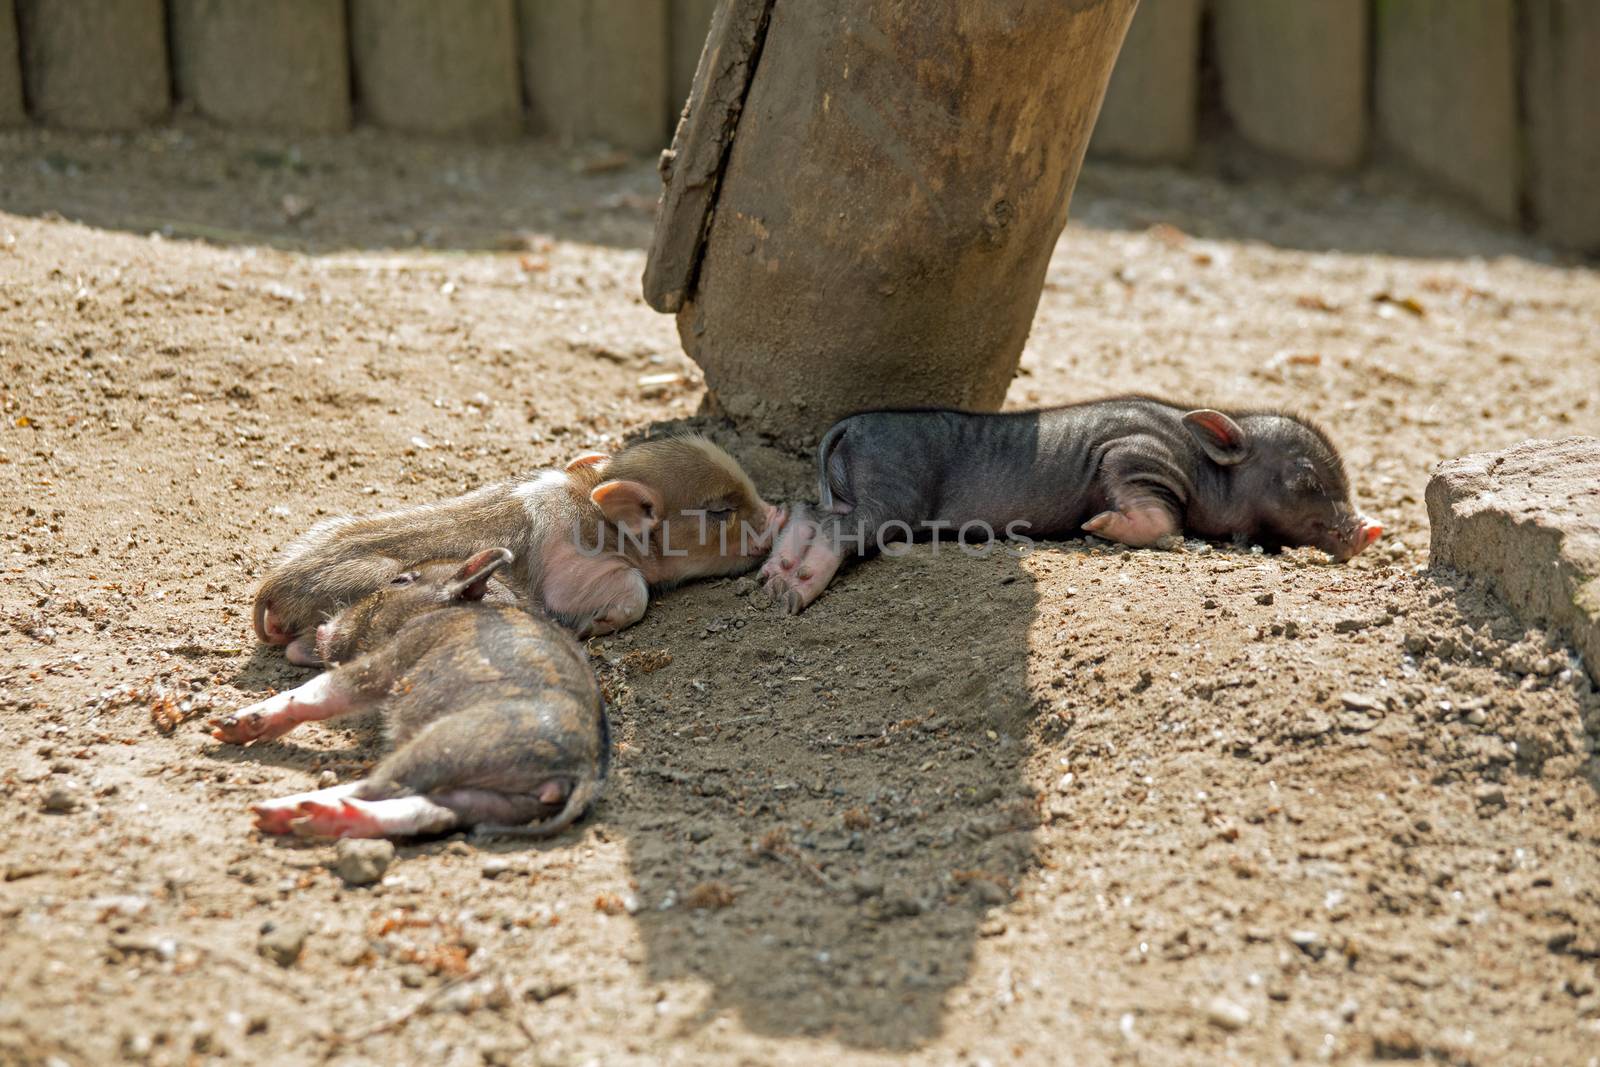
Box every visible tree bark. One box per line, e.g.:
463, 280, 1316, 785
646, 0, 1136, 444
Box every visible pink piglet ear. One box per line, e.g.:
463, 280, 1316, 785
590, 479, 664, 538
448, 547, 514, 601
564, 452, 611, 474
1181, 409, 1252, 466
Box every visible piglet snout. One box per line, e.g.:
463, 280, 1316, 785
255, 600, 293, 645
1333, 516, 1382, 562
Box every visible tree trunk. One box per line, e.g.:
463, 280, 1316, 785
645, 0, 1136, 444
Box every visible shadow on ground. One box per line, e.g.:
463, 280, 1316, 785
0, 123, 662, 254
0, 123, 1574, 266
597, 540, 1048, 1048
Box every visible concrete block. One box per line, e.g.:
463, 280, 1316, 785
670, 0, 718, 117
521, 0, 671, 152
351, 0, 521, 136
1523, 0, 1600, 252
1428, 436, 1600, 685
1375, 0, 1519, 223
1213, 0, 1367, 168
1089, 0, 1201, 163
172, 0, 350, 133
0, 0, 22, 126
16, 0, 169, 130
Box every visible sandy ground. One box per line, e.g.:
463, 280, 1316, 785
1, 123, 1598, 1067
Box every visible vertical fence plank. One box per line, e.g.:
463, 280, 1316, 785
1524, 0, 1600, 251
670, 0, 718, 117
0, 0, 22, 126
1375, 0, 1519, 223
16, 0, 168, 130
1088, 0, 1200, 163
172, 0, 350, 133
520, 0, 671, 153
351, 0, 520, 136
1213, 0, 1367, 168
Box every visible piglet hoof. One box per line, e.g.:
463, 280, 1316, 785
251, 799, 303, 836
1082, 507, 1176, 549
210, 712, 274, 746
289, 799, 373, 840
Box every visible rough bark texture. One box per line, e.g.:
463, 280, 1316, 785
644, 0, 771, 315
521, 0, 670, 152
1088, 0, 1200, 163
670, 0, 718, 120
1428, 437, 1600, 685
351, 0, 520, 136
667, 0, 1137, 443
0, 0, 22, 126
1213, 0, 1367, 169
172, 0, 350, 133
1523, 0, 1600, 252
1375, 0, 1519, 223
16, 0, 168, 130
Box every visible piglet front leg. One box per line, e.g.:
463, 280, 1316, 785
209, 671, 356, 746
1082, 505, 1177, 548
1083, 443, 1184, 549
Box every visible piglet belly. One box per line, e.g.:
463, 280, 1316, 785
941, 483, 1102, 541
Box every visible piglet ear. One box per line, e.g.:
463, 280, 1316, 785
564, 451, 610, 474
1181, 409, 1252, 466
448, 547, 513, 601
591, 479, 663, 537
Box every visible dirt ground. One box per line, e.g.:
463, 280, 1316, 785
2, 123, 1598, 1067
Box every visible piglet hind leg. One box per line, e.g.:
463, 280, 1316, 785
251, 781, 363, 834
283, 786, 568, 840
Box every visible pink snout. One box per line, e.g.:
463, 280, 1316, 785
1335, 516, 1383, 562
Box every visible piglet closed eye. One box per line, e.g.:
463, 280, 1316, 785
214, 548, 610, 841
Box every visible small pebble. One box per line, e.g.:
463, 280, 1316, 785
481, 857, 514, 880
41, 786, 79, 814
257, 921, 309, 968
850, 875, 885, 901
332, 839, 395, 887
1255, 591, 1275, 605
1204, 996, 1250, 1031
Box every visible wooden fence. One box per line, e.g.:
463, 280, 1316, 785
0, 1, 1593, 250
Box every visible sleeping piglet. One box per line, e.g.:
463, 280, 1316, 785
211, 548, 608, 840
254, 435, 785, 664
761, 396, 1381, 613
